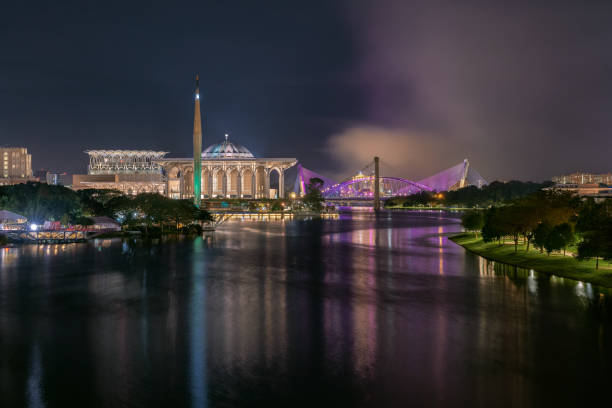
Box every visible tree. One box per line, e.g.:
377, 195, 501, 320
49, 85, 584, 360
482, 207, 502, 244
402, 191, 435, 207
461, 210, 484, 237
131, 193, 173, 232
0, 182, 82, 223
384, 198, 397, 208
491, 205, 529, 252
105, 195, 137, 225
270, 200, 283, 212
77, 188, 123, 216
577, 229, 610, 269
576, 202, 612, 268
533, 222, 551, 253
195, 207, 213, 224
553, 223, 574, 256
512, 202, 541, 252
164, 199, 192, 230
302, 178, 324, 213
544, 225, 566, 255
576, 199, 612, 233
397, 180, 555, 209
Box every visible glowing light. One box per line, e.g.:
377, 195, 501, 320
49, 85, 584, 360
30, 224, 38, 231
195, 93, 200, 100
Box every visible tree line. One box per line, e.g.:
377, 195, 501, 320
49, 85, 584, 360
386, 180, 553, 208
461, 190, 612, 268
0, 179, 327, 232
0, 183, 212, 232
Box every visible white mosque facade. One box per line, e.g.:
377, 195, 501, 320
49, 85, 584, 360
157, 135, 297, 199
73, 77, 297, 199
73, 136, 297, 199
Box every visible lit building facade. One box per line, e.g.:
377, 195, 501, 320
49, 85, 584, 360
157, 135, 297, 199
71, 142, 296, 199
35, 170, 69, 185
546, 183, 612, 200
71, 77, 297, 199
0, 147, 35, 185
72, 150, 167, 194
552, 172, 612, 185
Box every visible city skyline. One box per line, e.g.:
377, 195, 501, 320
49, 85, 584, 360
2, 1, 612, 182
3, 3, 612, 406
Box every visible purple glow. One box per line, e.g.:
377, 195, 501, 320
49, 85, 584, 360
322, 176, 433, 199
417, 160, 487, 192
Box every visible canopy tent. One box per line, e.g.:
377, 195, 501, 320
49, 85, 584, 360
0, 210, 27, 224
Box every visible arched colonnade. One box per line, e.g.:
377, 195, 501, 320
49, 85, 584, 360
159, 159, 296, 200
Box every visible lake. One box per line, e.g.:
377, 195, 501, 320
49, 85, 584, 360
1, 211, 611, 407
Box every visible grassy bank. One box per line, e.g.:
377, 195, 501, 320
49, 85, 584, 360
450, 233, 612, 288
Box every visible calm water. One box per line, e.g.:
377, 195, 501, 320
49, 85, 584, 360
1, 212, 611, 407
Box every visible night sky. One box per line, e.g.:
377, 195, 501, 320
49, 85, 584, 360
2, 0, 612, 182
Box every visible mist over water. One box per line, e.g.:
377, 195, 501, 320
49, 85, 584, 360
1, 212, 611, 407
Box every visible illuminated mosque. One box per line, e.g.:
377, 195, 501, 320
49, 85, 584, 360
72, 76, 486, 201
73, 76, 297, 200
157, 134, 297, 200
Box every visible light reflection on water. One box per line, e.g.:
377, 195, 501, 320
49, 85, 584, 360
1, 212, 611, 407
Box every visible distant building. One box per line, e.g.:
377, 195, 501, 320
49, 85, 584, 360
0, 147, 37, 185
90, 216, 122, 231
547, 183, 612, 200
34, 169, 69, 185
549, 172, 612, 200
552, 172, 612, 185
46, 172, 69, 186
33, 169, 47, 180
72, 150, 168, 195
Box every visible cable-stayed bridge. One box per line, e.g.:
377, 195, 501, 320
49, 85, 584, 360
295, 158, 487, 206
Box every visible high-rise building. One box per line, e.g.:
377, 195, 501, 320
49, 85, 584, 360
0, 147, 35, 185
1, 147, 32, 178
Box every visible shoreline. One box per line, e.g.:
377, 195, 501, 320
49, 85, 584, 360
385, 206, 470, 211
449, 233, 612, 289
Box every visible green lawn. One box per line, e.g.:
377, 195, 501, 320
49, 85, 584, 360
449, 233, 612, 288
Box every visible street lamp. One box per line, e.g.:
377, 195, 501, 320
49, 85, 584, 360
289, 192, 297, 213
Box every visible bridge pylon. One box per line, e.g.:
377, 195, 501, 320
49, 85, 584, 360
374, 156, 380, 211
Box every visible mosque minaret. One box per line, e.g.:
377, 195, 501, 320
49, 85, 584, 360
192, 75, 202, 207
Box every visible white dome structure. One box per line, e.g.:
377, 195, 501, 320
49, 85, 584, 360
155, 81, 297, 200
202, 134, 254, 159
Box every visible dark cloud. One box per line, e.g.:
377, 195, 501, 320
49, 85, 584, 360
2, 1, 611, 182
328, 0, 612, 181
